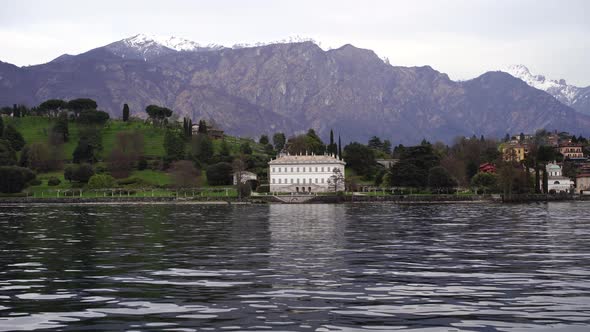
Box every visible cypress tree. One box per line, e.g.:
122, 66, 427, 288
0, 116, 3, 137
122, 104, 130, 122
329, 129, 335, 154
338, 135, 342, 159
188, 119, 193, 137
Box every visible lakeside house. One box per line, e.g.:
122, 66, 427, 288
545, 162, 574, 193
268, 153, 346, 193
558, 143, 585, 161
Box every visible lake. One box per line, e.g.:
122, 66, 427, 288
0, 202, 589, 331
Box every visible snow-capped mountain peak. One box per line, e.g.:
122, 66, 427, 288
124, 34, 202, 52
105, 34, 224, 61
502, 64, 579, 105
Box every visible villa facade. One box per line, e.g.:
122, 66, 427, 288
268, 153, 346, 193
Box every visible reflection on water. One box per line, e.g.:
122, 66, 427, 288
0, 202, 590, 331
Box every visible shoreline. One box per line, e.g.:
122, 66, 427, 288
0, 194, 583, 205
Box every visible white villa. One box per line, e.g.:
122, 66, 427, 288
545, 162, 574, 193
269, 153, 346, 193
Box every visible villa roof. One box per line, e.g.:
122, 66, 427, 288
269, 154, 346, 165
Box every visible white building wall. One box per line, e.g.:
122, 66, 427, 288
269, 163, 345, 193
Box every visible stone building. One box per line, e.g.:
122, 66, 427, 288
268, 153, 346, 193
545, 163, 574, 193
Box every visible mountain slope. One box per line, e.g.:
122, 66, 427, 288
503, 64, 590, 115
1, 36, 589, 143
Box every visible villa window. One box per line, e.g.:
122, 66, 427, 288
297, 167, 299, 172
278, 179, 282, 184
291, 179, 294, 184
315, 167, 318, 172
272, 179, 275, 184
278, 167, 282, 173
272, 168, 275, 173
321, 178, 324, 184
297, 178, 300, 184
321, 167, 324, 172
315, 178, 318, 183
291, 167, 293, 172
303, 178, 306, 184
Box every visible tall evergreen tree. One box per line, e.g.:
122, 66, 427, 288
329, 129, 335, 154
188, 119, 193, 137
0, 115, 3, 137
338, 135, 342, 159
122, 104, 130, 122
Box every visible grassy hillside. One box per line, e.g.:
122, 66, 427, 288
5, 116, 266, 160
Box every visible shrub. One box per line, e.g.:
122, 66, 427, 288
138, 157, 148, 170
29, 178, 42, 186
0, 166, 36, 193
87, 174, 116, 189
206, 162, 233, 186
64, 164, 94, 183
47, 177, 61, 186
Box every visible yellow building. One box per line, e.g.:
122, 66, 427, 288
502, 144, 528, 162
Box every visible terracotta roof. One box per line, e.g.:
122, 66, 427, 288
269, 154, 345, 165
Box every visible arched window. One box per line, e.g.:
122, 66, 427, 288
554, 181, 560, 184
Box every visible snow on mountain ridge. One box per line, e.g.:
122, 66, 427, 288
502, 64, 580, 105
124, 34, 223, 52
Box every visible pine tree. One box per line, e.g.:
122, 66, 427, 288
122, 104, 130, 122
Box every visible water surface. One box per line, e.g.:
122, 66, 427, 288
0, 202, 589, 331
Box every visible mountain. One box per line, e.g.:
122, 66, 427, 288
502, 64, 590, 115
1, 35, 590, 144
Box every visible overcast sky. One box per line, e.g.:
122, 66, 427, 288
1, 0, 589, 86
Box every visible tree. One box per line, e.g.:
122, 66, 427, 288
169, 160, 201, 188
27, 142, 63, 172
327, 168, 345, 192
3, 124, 25, 151
109, 131, 145, 178
51, 112, 69, 142
64, 164, 94, 183
0, 166, 35, 193
427, 166, 457, 193
39, 99, 67, 117
72, 126, 102, 163
164, 129, 186, 162
259, 135, 269, 145
240, 142, 253, 155
0, 139, 16, 166
87, 174, 116, 189
537, 146, 556, 193
286, 130, 325, 155
68, 98, 97, 117
73, 138, 97, 164
343, 142, 376, 177
145, 105, 173, 126
191, 134, 214, 165
197, 120, 208, 134
327, 129, 337, 155
232, 158, 247, 199
77, 109, 110, 125
338, 135, 342, 159
387, 145, 440, 188
0, 115, 3, 137
206, 162, 233, 185
122, 104, 130, 122
272, 132, 286, 151
368, 136, 383, 151
471, 172, 498, 193
382, 139, 392, 155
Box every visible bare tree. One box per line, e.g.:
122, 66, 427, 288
327, 168, 345, 192
169, 160, 201, 188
